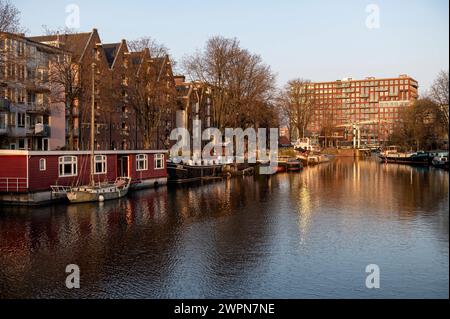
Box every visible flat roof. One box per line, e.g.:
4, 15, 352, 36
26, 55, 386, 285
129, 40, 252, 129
0, 150, 168, 156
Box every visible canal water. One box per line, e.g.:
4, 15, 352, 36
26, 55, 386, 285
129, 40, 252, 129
0, 157, 448, 298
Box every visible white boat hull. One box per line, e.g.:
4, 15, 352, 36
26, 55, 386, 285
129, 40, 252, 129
66, 178, 131, 203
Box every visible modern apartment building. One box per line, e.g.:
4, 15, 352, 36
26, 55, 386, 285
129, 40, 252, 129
302, 75, 418, 146
0, 32, 67, 150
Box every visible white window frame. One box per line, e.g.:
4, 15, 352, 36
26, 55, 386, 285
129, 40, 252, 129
39, 158, 46, 171
154, 154, 164, 170
136, 154, 148, 171
94, 155, 107, 175
58, 156, 77, 177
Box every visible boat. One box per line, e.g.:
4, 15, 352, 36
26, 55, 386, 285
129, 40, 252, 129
276, 156, 289, 172
428, 151, 448, 165
294, 137, 321, 152
432, 154, 449, 170
379, 146, 429, 165
167, 159, 224, 183
277, 156, 303, 172
286, 159, 303, 171
276, 164, 286, 173
65, 63, 131, 203
66, 177, 131, 203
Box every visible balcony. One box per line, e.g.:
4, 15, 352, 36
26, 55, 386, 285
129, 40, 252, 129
6, 125, 27, 137
27, 103, 50, 115
25, 80, 51, 93
32, 123, 51, 137
0, 98, 11, 112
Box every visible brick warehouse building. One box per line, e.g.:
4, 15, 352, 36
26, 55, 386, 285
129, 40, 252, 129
299, 74, 418, 147
28, 29, 177, 151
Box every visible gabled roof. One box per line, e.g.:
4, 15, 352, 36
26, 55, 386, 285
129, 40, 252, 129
103, 43, 121, 68
129, 51, 144, 66
150, 55, 174, 82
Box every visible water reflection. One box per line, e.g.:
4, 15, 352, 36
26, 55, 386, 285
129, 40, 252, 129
0, 157, 448, 298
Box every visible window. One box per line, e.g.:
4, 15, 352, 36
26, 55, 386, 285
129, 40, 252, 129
94, 155, 107, 174
39, 158, 46, 171
17, 113, 25, 127
59, 156, 77, 177
136, 154, 148, 171
43, 138, 49, 151
0, 113, 6, 129
154, 154, 164, 170
18, 138, 25, 149
9, 112, 16, 126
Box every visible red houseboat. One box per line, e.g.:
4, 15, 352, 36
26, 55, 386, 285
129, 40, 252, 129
0, 149, 167, 205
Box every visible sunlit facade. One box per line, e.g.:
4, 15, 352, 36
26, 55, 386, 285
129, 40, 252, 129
303, 75, 419, 146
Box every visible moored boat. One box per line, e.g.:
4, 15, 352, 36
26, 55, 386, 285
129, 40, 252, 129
286, 159, 303, 171
432, 154, 449, 170
167, 159, 224, 183
379, 151, 429, 165
66, 177, 131, 203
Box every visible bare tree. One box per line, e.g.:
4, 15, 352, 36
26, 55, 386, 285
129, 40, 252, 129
49, 52, 81, 150
42, 29, 82, 150
41, 25, 78, 36
0, 0, 22, 73
429, 70, 449, 135
126, 51, 176, 149
391, 98, 443, 150
128, 36, 169, 58
0, 0, 21, 33
277, 79, 316, 141
182, 36, 276, 131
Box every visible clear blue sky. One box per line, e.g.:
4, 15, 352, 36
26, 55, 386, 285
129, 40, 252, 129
16, 0, 449, 92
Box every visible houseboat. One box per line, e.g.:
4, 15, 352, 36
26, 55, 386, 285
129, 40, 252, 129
0, 149, 167, 205
379, 147, 430, 165
166, 158, 225, 183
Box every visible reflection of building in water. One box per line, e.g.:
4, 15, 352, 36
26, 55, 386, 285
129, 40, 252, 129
297, 184, 312, 244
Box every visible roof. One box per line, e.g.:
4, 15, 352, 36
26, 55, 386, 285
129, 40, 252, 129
129, 51, 144, 66
0, 31, 68, 54
103, 43, 121, 67
28, 31, 94, 60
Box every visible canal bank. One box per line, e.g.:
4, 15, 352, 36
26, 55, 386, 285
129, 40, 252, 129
0, 158, 448, 298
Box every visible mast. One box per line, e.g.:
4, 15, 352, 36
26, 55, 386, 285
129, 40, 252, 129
90, 63, 96, 186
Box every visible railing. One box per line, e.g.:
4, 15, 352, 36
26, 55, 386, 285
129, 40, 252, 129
0, 177, 28, 192
7, 126, 27, 137
51, 185, 72, 194
26, 103, 50, 114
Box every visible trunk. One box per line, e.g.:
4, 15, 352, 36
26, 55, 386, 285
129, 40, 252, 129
68, 100, 75, 150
